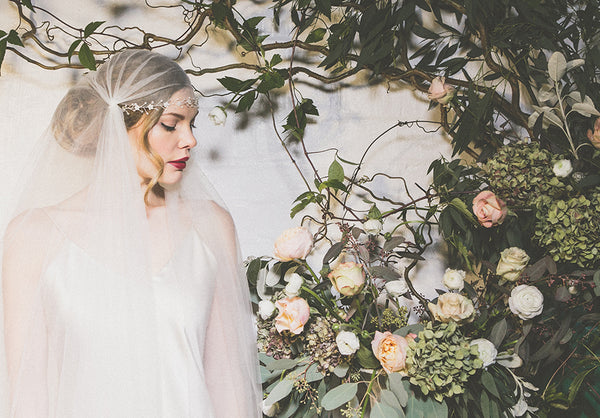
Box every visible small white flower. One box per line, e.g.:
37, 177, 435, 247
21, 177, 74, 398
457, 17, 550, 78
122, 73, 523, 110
363, 219, 383, 235
208, 106, 227, 126
385, 279, 409, 297
284, 273, 304, 297
510, 397, 528, 417
442, 268, 465, 291
470, 338, 498, 368
335, 331, 360, 355
552, 159, 573, 177
262, 400, 279, 417
509, 285, 544, 320
258, 300, 276, 320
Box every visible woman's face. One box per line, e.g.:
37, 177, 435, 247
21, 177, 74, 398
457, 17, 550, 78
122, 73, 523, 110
129, 88, 198, 187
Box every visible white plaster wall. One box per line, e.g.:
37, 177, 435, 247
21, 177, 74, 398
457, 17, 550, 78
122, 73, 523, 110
0, 0, 452, 299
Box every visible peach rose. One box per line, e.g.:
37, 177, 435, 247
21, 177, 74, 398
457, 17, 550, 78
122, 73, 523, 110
428, 76, 456, 105
472, 191, 508, 228
371, 331, 413, 374
428, 293, 474, 324
328, 262, 366, 297
273, 227, 314, 261
587, 117, 600, 149
274, 296, 310, 334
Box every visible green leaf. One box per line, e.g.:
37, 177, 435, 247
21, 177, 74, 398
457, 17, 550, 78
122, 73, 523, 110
489, 318, 507, 348
83, 21, 104, 38
236, 90, 256, 112
372, 400, 404, 418
548, 51, 567, 82
6, 30, 23, 46
305, 363, 325, 382
78, 43, 96, 70
369, 265, 401, 281
388, 373, 409, 407
306, 28, 326, 43
270, 53, 283, 67
368, 205, 382, 219
20, 0, 34, 11
383, 236, 405, 251
593, 270, 600, 296
328, 159, 344, 182
217, 76, 257, 93
246, 258, 262, 284
264, 378, 294, 405
481, 370, 500, 399
267, 358, 303, 371
315, 0, 331, 18
568, 365, 597, 404
381, 389, 404, 412
321, 383, 358, 411
67, 39, 82, 62
357, 344, 380, 369
0, 39, 7, 73
323, 242, 344, 265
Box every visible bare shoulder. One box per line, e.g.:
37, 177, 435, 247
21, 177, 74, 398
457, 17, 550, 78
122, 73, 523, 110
4, 208, 59, 246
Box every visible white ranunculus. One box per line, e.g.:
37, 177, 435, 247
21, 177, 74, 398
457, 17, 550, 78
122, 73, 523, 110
262, 400, 279, 417
509, 285, 544, 320
385, 279, 409, 297
552, 159, 573, 177
208, 106, 227, 126
363, 219, 383, 235
258, 300, 277, 320
442, 268, 465, 291
470, 338, 498, 368
497, 247, 530, 282
335, 331, 360, 355
284, 273, 304, 297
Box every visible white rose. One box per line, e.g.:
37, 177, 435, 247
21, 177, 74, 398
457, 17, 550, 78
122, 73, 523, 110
335, 331, 360, 355
258, 300, 276, 320
385, 279, 409, 297
274, 227, 314, 261
470, 338, 497, 368
208, 106, 227, 126
442, 268, 465, 291
363, 219, 383, 235
497, 247, 530, 282
262, 400, 279, 417
552, 159, 573, 177
509, 285, 544, 320
284, 273, 304, 297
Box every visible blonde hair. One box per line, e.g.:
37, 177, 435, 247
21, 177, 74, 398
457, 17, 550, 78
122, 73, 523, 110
51, 49, 192, 205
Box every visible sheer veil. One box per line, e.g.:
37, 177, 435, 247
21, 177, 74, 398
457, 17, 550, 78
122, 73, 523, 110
0, 50, 261, 417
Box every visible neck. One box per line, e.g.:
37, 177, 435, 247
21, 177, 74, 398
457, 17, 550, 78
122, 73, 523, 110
143, 182, 166, 209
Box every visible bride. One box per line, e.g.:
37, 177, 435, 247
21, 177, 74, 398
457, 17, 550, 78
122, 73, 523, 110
0, 50, 261, 417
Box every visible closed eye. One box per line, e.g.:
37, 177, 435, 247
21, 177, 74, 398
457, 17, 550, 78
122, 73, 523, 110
161, 122, 176, 132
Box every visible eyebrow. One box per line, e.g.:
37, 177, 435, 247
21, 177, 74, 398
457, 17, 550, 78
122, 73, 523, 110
162, 111, 199, 120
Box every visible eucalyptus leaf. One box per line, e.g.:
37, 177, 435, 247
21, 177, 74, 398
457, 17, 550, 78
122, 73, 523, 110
489, 318, 507, 348
305, 363, 325, 382
372, 400, 404, 418
321, 383, 358, 411
264, 378, 294, 405
381, 389, 403, 411
548, 51, 567, 82
323, 242, 344, 265
267, 358, 303, 371
388, 373, 409, 407
369, 265, 401, 281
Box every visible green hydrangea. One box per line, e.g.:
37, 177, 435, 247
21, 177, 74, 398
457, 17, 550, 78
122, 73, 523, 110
482, 141, 570, 207
370, 307, 409, 331
405, 321, 483, 402
303, 316, 343, 374
534, 191, 600, 267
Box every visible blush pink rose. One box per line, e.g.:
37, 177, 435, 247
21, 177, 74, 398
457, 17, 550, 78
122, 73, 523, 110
328, 262, 366, 297
371, 331, 413, 374
274, 297, 310, 334
586, 117, 600, 149
273, 227, 314, 261
428, 76, 456, 105
472, 191, 508, 228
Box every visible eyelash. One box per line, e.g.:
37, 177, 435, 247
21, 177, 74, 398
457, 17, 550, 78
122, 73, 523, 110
161, 123, 176, 132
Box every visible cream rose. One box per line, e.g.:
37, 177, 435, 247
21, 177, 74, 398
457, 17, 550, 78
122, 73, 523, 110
363, 219, 383, 235
385, 279, 409, 297
427, 76, 456, 105
208, 106, 227, 126
284, 272, 304, 297
428, 293, 474, 324
508, 285, 544, 320
496, 247, 530, 282
258, 300, 276, 320
472, 191, 508, 228
273, 227, 314, 261
371, 331, 413, 374
335, 331, 360, 355
274, 296, 310, 334
328, 262, 366, 297
552, 159, 573, 177
470, 338, 497, 368
442, 268, 465, 291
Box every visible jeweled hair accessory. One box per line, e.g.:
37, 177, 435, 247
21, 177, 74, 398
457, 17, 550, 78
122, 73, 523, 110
120, 94, 199, 114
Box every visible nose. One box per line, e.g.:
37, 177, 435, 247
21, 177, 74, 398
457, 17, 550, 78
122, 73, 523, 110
180, 126, 197, 149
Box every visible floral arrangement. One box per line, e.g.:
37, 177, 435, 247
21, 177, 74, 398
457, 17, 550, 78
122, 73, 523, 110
246, 52, 600, 418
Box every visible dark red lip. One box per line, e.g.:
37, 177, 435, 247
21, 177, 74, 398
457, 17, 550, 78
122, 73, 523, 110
168, 156, 189, 170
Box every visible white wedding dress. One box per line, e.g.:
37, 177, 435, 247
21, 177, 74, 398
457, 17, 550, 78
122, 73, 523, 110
14, 226, 218, 418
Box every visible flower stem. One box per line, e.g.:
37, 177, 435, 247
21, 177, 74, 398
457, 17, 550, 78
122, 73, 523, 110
360, 370, 378, 418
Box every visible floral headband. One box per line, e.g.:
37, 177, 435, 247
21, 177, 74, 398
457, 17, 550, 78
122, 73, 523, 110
120, 94, 199, 115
